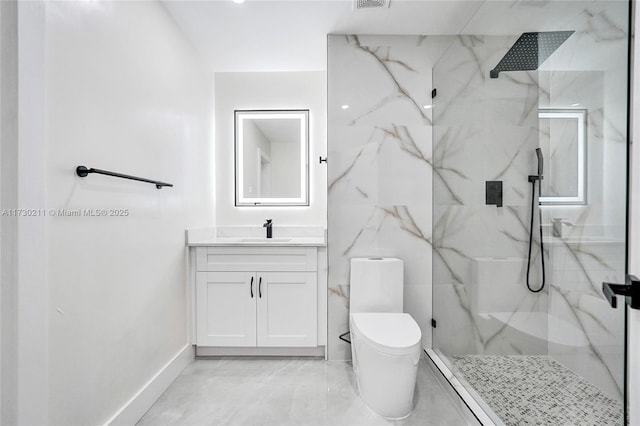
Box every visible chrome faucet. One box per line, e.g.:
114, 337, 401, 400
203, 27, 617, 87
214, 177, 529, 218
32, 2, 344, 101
552, 218, 573, 238
263, 219, 273, 239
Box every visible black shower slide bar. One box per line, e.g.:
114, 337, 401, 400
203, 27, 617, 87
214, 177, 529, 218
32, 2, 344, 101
76, 166, 173, 189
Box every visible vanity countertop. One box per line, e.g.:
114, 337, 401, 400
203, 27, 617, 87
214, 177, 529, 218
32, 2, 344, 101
185, 226, 326, 247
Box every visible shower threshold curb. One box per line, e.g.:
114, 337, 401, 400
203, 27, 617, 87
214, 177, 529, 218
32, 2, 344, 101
425, 349, 499, 426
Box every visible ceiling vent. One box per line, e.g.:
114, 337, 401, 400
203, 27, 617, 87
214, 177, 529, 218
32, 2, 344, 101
353, 0, 390, 10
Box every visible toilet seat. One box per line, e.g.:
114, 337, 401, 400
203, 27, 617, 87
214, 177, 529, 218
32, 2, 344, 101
351, 313, 421, 356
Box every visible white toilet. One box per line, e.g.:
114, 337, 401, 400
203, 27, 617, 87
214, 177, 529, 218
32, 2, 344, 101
349, 257, 422, 419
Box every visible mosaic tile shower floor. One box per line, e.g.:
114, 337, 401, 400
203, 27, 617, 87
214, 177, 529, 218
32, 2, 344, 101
451, 355, 623, 426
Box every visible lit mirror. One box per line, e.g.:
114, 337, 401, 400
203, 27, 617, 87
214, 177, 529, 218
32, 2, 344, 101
539, 109, 587, 205
235, 110, 309, 206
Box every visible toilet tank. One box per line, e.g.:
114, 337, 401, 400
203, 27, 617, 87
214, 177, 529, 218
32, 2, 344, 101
349, 258, 403, 314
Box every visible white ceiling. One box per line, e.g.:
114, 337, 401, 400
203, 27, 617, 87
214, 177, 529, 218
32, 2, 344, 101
162, 0, 485, 72
162, 0, 625, 73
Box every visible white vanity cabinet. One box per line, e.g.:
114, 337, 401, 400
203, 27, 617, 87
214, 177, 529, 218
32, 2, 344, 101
195, 246, 318, 349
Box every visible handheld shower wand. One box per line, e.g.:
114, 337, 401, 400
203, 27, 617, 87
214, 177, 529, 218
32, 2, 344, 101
526, 148, 546, 293
536, 147, 543, 178
529, 147, 544, 182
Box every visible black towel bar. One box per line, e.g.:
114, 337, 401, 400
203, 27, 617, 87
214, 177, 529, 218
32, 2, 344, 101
76, 166, 173, 189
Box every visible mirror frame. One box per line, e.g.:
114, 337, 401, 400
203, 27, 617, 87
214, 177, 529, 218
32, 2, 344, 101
234, 109, 310, 206
539, 108, 587, 205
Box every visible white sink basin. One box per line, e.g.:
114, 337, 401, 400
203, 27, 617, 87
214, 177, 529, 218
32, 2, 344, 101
239, 238, 292, 243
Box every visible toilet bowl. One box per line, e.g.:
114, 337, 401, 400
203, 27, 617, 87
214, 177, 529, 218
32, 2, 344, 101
348, 258, 422, 419
350, 312, 422, 419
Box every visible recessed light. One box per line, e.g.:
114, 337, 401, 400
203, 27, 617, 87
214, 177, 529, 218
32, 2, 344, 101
341, 105, 349, 110
423, 105, 433, 109
232, 0, 245, 3
571, 103, 580, 107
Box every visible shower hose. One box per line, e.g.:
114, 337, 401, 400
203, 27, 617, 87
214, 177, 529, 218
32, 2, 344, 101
526, 177, 546, 293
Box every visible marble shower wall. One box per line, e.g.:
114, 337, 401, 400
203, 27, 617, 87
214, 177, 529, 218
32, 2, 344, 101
327, 35, 446, 360
546, 239, 625, 400
432, 1, 628, 403
537, 3, 629, 400
432, 34, 548, 358
537, 2, 629, 240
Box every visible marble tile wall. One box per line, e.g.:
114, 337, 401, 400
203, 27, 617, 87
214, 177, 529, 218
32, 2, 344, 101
537, 1, 629, 240
539, 3, 628, 401
546, 239, 625, 400
327, 35, 446, 360
432, 34, 548, 357
327, 8, 628, 406
432, 0, 628, 405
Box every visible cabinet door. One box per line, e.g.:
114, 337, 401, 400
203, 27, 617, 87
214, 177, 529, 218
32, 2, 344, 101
256, 272, 317, 347
196, 271, 256, 347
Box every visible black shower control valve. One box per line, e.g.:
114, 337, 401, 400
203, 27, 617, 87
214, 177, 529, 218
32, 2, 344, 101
603, 275, 640, 310
485, 181, 503, 208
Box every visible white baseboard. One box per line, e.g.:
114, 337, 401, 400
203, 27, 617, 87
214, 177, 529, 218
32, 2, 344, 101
196, 346, 325, 357
104, 344, 194, 426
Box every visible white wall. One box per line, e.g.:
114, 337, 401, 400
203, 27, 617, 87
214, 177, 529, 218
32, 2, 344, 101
0, 2, 49, 424
18, 3, 48, 424
629, 3, 640, 424
45, 1, 213, 424
215, 72, 326, 226
0, 1, 18, 424
630, 102, 640, 422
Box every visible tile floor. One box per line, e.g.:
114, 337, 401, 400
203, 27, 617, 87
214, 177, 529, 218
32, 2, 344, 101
137, 355, 477, 426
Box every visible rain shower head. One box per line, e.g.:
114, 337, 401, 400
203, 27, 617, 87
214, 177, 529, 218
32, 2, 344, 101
490, 31, 574, 79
